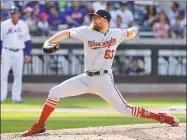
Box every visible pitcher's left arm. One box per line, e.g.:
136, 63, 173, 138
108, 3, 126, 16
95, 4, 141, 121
125, 27, 139, 40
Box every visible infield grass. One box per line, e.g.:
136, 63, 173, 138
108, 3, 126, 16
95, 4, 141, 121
1, 97, 186, 133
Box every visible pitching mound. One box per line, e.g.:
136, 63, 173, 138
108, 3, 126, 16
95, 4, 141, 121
1, 123, 186, 140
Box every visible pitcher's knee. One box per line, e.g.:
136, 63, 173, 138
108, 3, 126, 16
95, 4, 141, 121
48, 87, 61, 101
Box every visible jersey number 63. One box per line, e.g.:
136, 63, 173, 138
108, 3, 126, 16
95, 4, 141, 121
104, 49, 115, 59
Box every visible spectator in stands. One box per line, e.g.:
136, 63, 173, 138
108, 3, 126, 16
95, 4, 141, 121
65, 1, 89, 27
116, 2, 134, 28
84, 2, 94, 24
127, 1, 135, 14
86, 2, 94, 15
170, 16, 184, 38
22, 7, 37, 36
168, 2, 180, 21
179, 9, 186, 37
111, 15, 128, 28
178, 9, 186, 28
58, 0, 68, 12
125, 57, 149, 76
134, 1, 148, 14
5, 1, 184, 37
25, 1, 36, 7
37, 12, 49, 36
1, 1, 15, 19
40, 1, 54, 15
144, 5, 157, 30
1, 12, 9, 22
23, 7, 33, 19
92, 0, 107, 11
170, 8, 186, 38
152, 11, 169, 38
32, 2, 41, 22
106, 2, 118, 28
48, 7, 65, 30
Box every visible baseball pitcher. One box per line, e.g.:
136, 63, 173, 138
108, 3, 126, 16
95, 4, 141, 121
21, 9, 179, 137
0, 7, 31, 103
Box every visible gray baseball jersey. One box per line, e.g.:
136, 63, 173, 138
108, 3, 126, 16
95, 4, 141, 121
68, 26, 127, 71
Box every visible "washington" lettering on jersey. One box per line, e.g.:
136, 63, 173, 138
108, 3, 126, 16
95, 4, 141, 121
88, 37, 117, 50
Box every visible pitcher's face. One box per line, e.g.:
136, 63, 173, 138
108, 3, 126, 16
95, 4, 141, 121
91, 15, 107, 31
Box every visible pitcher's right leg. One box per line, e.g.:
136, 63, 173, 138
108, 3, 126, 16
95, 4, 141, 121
93, 74, 179, 127
21, 74, 89, 137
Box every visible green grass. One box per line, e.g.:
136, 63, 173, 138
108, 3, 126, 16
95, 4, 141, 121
1, 97, 186, 134
1, 97, 186, 108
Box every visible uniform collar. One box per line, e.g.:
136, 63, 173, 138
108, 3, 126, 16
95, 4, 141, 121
11, 20, 20, 25
90, 27, 110, 36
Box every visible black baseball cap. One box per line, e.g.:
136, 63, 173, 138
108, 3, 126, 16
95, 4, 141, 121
10, 6, 19, 14
89, 9, 111, 23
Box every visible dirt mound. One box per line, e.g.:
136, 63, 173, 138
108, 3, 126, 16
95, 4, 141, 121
1, 123, 186, 140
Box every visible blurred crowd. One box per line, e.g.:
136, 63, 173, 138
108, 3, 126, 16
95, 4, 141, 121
1, 1, 186, 38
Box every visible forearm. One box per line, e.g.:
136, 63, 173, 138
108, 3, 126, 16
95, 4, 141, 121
125, 27, 138, 40
47, 30, 70, 44
24, 40, 31, 56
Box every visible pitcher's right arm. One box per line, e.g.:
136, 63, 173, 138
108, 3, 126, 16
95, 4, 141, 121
46, 26, 85, 44
43, 26, 86, 54
47, 30, 70, 44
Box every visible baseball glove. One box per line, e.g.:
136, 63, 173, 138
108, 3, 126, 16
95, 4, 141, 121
42, 41, 60, 54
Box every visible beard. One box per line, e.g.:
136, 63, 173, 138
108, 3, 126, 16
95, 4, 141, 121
91, 23, 101, 31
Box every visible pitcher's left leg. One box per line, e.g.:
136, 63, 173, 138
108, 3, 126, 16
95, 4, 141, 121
11, 50, 24, 102
94, 74, 179, 127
